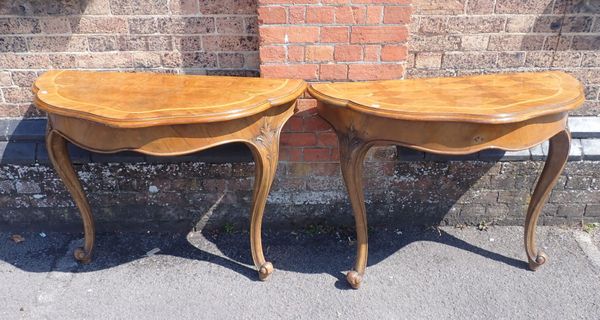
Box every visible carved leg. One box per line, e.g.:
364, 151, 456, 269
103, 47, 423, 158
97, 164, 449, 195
525, 129, 570, 270
46, 129, 95, 263
338, 133, 371, 289
246, 127, 279, 281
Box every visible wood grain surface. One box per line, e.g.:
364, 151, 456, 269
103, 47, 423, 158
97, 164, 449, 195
34, 70, 306, 128
309, 71, 584, 124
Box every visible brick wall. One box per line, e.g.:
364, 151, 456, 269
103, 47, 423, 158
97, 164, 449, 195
257, 0, 412, 163
1, 157, 599, 231
257, 0, 411, 81
0, 0, 259, 117
256, 0, 600, 229
0, 0, 599, 231
407, 0, 600, 117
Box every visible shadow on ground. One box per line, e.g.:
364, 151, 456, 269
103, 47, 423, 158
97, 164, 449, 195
0, 227, 528, 289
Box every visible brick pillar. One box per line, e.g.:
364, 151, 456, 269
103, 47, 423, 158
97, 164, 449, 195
257, 0, 412, 162
257, 0, 411, 81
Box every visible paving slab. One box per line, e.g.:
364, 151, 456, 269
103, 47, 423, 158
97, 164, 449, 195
0, 226, 599, 320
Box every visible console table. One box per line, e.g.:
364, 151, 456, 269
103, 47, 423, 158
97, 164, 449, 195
34, 70, 306, 280
308, 71, 584, 288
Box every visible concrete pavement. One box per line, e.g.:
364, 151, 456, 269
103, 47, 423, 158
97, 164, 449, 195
1, 226, 599, 319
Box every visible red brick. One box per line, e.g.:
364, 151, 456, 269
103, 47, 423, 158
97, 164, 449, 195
282, 116, 304, 132
317, 131, 339, 146
321, 26, 349, 43
334, 6, 353, 23
259, 26, 286, 44
296, 98, 318, 115
288, 6, 306, 23
319, 64, 348, 80
286, 162, 336, 177
259, 0, 318, 4
334, 6, 366, 24
259, 45, 286, 63
366, 6, 383, 24
381, 45, 407, 61
352, 0, 410, 3
280, 147, 303, 161
303, 115, 332, 131
259, 26, 319, 44
261, 64, 319, 80
383, 6, 412, 24
257, 6, 287, 24
281, 132, 317, 146
348, 64, 404, 80
364, 45, 380, 61
306, 6, 335, 24
351, 26, 408, 44
303, 148, 332, 162
287, 45, 305, 62
305, 45, 334, 62
287, 26, 320, 43
334, 45, 362, 61
331, 148, 340, 161
322, 0, 350, 3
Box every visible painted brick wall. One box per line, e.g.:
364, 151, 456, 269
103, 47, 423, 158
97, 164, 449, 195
0, 0, 259, 118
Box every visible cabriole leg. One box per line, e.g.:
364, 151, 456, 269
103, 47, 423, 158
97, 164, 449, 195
46, 129, 95, 263
246, 124, 280, 281
338, 132, 371, 289
525, 129, 571, 270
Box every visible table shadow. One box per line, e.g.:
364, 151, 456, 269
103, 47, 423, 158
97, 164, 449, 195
0, 226, 527, 290
0, 231, 260, 281
0, 147, 536, 289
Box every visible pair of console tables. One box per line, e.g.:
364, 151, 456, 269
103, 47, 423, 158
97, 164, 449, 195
33, 70, 583, 288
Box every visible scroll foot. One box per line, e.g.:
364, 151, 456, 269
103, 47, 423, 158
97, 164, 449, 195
346, 270, 363, 289
74, 247, 92, 264
258, 262, 274, 281
528, 251, 548, 271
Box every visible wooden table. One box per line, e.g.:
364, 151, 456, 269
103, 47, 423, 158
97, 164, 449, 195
308, 71, 584, 289
34, 70, 306, 280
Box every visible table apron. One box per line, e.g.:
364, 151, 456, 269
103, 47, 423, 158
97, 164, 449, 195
317, 104, 568, 155
47, 101, 296, 156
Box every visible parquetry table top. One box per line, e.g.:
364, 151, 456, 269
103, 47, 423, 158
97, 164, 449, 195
33, 70, 306, 128
308, 71, 584, 124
